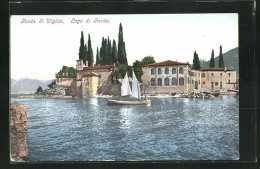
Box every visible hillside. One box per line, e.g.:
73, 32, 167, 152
200, 47, 239, 75
11, 78, 53, 94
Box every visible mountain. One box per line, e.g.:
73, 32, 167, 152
11, 78, 53, 94
200, 47, 239, 75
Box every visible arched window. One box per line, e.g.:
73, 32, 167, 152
172, 68, 176, 74
150, 78, 155, 86
158, 68, 162, 75
165, 68, 169, 74
172, 77, 177, 85
164, 78, 169, 86
179, 77, 184, 85
151, 68, 155, 75
158, 78, 162, 86
179, 67, 184, 74
220, 81, 222, 89
195, 81, 198, 89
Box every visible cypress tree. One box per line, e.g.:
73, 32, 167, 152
104, 38, 108, 65
107, 37, 112, 65
193, 51, 198, 69
118, 23, 128, 65
196, 52, 201, 69
209, 49, 215, 68
100, 37, 104, 66
218, 45, 225, 68
78, 31, 84, 60
87, 34, 94, 67
83, 44, 88, 65
112, 40, 118, 64
96, 47, 100, 66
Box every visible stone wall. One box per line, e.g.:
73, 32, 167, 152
10, 103, 28, 162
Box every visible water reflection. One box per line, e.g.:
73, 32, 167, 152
119, 107, 132, 134
90, 98, 98, 106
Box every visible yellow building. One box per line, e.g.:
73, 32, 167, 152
81, 72, 99, 97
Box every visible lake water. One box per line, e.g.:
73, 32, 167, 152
11, 95, 239, 161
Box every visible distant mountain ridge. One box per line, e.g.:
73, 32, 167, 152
11, 78, 53, 94
200, 47, 239, 75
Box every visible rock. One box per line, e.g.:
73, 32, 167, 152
10, 103, 28, 162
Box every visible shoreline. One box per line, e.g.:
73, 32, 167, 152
11, 92, 238, 99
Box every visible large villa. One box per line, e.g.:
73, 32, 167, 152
55, 59, 237, 97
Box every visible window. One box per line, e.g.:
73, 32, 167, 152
228, 73, 231, 77
220, 81, 222, 89
228, 80, 230, 84
215, 82, 219, 86
220, 73, 222, 77
165, 68, 169, 74
211, 73, 214, 77
151, 68, 155, 75
158, 68, 162, 75
201, 73, 205, 78
199, 80, 200, 84
86, 79, 89, 86
98, 75, 101, 78
192, 80, 194, 84
164, 78, 169, 86
211, 82, 214, 89
172, 78, 177, 85
179, 77, 184, 85
179, 67, 184, 74
172, 68, 176, 74
202, 81, 205, 84
195, 81, 198, 89
150, 78, 155, 86
191, 72, 194, 76
158, 78, 162, 86
195, 72, 197, 77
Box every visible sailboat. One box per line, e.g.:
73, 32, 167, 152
107, 71, 151, 105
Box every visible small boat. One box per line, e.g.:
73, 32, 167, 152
108, 71, 151, 105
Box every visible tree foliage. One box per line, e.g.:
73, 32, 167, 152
110, 64, 132, 84
112, 40, 118, 64
218, 45, 225, 68
47, 80, 56, 89
118, 23, 127, 65
192, 51, 201, 69
35, 86, 43, 94
78, 31, 85, 61
87, 34, 94, 67
141, 56, 156, 66
209, 49, 215, 68
58, 66, 76, 75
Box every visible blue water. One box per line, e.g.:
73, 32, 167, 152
11, 95, 239, 161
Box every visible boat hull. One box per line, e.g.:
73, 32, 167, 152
107, 99, 151, 105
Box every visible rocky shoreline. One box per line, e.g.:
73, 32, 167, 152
10, 103, 28, 162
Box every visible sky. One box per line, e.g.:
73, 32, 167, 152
11, 14, 238, 81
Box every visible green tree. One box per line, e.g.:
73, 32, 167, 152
218, 45, 225, 68
83, 44, 88, 65
112, 40, 118, 64
209, 49, 215, 68
193, 51, 201, 69
78, 31, 85, 60
58, 66, 76, 75
87, 34, 94, 67
35, 86, 43, 94
47, 80, 56, 89
132, 60, 143, 82
100, 37, 104, 66
118, 23, 127, 65
107, 37, 112, 65
96, 47, 100, 66
141, 56, 156, 66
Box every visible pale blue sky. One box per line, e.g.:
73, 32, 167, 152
11, 14, 238, 80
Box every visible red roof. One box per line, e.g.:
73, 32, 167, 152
143, 60, 189, 67
200, 68, 235, 71
77, 78, 82, 81
83, 65, 114, 70
82, 72, 98, 77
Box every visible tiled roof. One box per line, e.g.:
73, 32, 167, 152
83, 65, 114, 70
82, 72, 98, 77
143, 60, 189, 67
77, 78, 82, 81
200, 68, 235, 71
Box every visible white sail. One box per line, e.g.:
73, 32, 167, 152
132, 71, 141, 99
121, 73, 132, 96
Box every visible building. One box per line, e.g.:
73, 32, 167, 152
56, 59, 114, 97
141, 60, 237, 94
